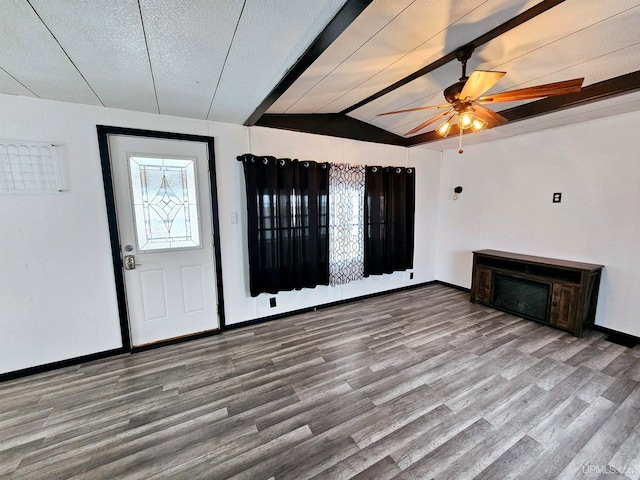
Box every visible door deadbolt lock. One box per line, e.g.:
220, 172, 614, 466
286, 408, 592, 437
124, 255, 142, 270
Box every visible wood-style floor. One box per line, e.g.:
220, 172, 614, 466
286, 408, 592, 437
1, 284, 640, 480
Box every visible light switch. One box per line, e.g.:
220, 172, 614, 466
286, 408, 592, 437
231, 211, 238, 224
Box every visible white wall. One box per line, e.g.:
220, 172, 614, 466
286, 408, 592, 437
0, 97, 121, 374
6, 88, 635, 375
237, 127, 442, 323
436, 111, 640, 337
0, 93, 441, 374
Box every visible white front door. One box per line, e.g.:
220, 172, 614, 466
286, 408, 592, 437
109, 135, 218, 347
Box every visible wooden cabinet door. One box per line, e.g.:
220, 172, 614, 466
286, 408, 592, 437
474, 267, 493, 304
549, 283, 579, 330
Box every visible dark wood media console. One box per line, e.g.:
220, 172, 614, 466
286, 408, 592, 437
470, 250, 603, 337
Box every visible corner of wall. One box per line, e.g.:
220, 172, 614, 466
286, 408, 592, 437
434, 150, 444, 281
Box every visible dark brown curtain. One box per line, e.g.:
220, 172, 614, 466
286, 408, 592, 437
239, 154, 329, 297
364, 166, 415, 276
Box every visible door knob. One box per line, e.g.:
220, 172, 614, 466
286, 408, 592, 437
124, 255, 142, 270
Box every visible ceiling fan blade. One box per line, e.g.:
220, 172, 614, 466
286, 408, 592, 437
472, 105, 509, 129
405, 108, 453, 136
460, 70, 506, 101
477, 78, 584, 104
376, 104, 451, 117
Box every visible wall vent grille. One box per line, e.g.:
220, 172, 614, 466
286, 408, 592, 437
0, 141, 64, 192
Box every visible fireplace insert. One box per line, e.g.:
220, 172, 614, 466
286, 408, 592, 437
471, 250, 604, 337
492, 273, 550, 322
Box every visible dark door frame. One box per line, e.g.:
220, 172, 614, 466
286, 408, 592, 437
96, 125, 226, 352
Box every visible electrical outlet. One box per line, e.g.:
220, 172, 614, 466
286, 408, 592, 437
269, 297, 276, 308
553, 192, 562, 203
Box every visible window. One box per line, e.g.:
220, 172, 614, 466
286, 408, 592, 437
364, 166, 415, 276
329, 163, 365, 286
128, 154, 201, 252
240, 155, 329, 297
240, 155, 415, 294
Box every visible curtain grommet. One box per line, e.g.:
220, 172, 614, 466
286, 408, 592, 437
262, 158, 268, 164
396, 168, 401, 174
279, 159, 285, 166
407, 168, 413, 173
303, 161, 309, 168
372, 167, 377, 173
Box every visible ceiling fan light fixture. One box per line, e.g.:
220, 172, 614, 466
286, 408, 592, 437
436, 116, 454, 137
459, 111, 474, 129
377, 44, 583, 140
471, 116, 488, 132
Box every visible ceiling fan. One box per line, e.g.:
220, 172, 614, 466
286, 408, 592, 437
377, 45, 584, 152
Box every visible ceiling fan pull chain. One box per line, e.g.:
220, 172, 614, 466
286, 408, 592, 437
458, 127, 464, 154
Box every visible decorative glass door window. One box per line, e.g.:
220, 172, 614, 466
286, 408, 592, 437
128, 154, 201, 252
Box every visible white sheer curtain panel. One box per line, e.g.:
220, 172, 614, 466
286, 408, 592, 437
329, 163, 365, 286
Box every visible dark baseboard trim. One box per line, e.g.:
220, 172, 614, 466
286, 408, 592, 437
435, 280, 471, 293
435, 282, 639, 343
0, 281, 474, 382
130, 329, 222, 353
0, 348, 126, 383
224, 280, 438, 331
593, 325, 640, 347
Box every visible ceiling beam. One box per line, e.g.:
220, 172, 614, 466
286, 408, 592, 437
499, 70, 640, 120
249, 0, 636, 149
405, 70, 640, 147
256, 71, 640, 148
244, 0, 373, 126
340, 0, 565, 115
255, 114, 406, 146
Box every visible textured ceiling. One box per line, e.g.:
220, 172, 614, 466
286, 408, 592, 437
1, 0, 639, 149
0, 0, 347, 124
